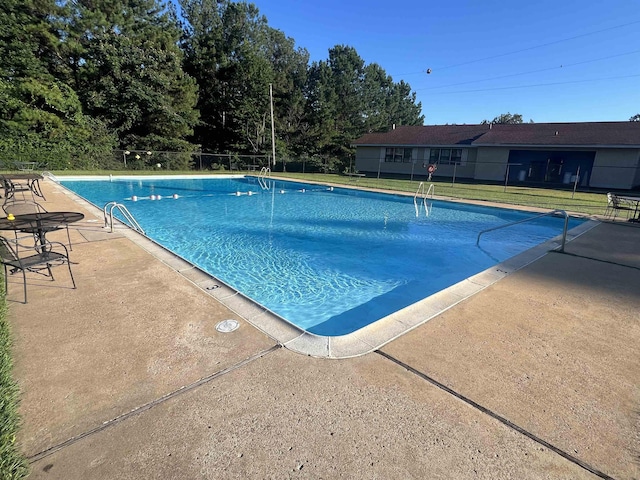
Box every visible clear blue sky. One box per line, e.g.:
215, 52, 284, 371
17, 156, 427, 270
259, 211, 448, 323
252, 0, 640, 125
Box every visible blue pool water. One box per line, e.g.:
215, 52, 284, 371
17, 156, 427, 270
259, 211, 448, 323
61, 177, 582, 336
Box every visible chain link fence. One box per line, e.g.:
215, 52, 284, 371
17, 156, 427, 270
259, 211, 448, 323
107, 151, 350, 174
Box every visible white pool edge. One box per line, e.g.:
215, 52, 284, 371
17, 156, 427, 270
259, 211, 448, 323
52, 175, 600, 359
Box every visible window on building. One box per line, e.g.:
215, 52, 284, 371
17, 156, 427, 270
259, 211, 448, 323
385, 148, 413, 163
428, 148, 464, 165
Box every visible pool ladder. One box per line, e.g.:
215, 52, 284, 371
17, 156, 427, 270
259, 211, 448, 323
476, 209, 569, 253
103, 201, 145, 234
258, 167, 271, 190
414, 182, 434, 217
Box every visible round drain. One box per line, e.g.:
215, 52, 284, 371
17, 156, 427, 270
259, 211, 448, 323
216, 319, 240, 333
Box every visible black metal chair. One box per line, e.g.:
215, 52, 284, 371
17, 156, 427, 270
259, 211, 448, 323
2, 200, 73, 250
605, 192, 633, 220
1, 177, 32, 203
0, 235, 76, 303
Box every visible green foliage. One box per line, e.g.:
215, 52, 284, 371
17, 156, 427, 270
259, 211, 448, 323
1, 0, 425, 169
481, 112, 525, 124
181, 0, 280, 153
305, 45, 423, 171
0, 292, 29, 479
60, 0, 199, 151
0, 0, 116, 170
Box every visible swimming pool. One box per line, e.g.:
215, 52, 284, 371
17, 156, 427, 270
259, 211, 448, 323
61, 176, 583, 336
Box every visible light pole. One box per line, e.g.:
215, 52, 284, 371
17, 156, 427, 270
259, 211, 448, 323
123, 150, 130, 168
269, 83, 277, 170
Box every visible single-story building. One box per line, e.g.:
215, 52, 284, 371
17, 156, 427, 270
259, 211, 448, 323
352, 122, 640, 190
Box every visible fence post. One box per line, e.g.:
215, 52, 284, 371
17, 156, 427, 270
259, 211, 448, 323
504, 163, 511, 192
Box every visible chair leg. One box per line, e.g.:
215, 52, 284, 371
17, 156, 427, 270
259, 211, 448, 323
65, 226, 72, 251
66, 259, 76, 289
46, 264, 54, 281
21, 268, 27, 304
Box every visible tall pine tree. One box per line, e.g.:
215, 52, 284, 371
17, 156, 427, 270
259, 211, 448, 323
60, 0, 199, 153
0, 0, 115, 168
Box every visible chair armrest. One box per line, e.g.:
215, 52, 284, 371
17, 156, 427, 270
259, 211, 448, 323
38, 240, 71, 256
4, 237, 71, 256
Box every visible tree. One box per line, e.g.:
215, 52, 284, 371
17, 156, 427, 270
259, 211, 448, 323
305, 45, 423, 167
180, 0, 267, 153
308, 45, 367, 160
0, 0, 115, 169
481, 112, 525, 124
180, 0, 310, 157
60, 0, 199, 153
263, 28, 310, 157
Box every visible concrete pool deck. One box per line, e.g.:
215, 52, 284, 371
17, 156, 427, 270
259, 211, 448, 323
6, 179, 639, 479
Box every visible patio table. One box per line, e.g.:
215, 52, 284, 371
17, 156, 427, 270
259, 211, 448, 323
617, 195, 640, 222
0, 173, 45, 200
0, 212, 84, 247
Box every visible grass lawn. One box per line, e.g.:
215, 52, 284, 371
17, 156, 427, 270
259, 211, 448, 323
0, 293, 29, 479
275, 173, 609, 216
49, 170, 610, 216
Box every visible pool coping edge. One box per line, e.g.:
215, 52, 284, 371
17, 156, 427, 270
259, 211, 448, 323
51, 176, 600, 359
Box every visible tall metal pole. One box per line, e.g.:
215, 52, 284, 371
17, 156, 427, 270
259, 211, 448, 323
269, 83, 277, 169
572, 166, 581, 199
504, 164, 511, 192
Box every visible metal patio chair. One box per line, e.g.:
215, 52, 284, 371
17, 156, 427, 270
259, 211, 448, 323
0, 235, 76, 303
1, 177, 32, 203
605, 192, 633, 220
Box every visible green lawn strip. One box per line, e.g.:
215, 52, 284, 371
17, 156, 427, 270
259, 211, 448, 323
273, 173, 608, 216
0, 290, 29, 479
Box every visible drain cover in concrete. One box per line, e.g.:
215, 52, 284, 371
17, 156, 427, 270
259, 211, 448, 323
216, 319, 240, 333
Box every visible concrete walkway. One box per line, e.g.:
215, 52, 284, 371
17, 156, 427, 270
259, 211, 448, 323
6, 180, 639, 479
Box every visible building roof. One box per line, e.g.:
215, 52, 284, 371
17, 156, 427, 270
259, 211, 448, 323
353, 125, 490, 146
352, 122, 640, 147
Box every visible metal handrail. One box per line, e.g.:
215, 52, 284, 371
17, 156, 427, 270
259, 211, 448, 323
258, 167, 271, 190
41, 171, 59, 183
414, 182, 434, 217
426, 183, 434, 198
259, 167, 271, 178
103, 201, 145, 234
476, 209, 569, 252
